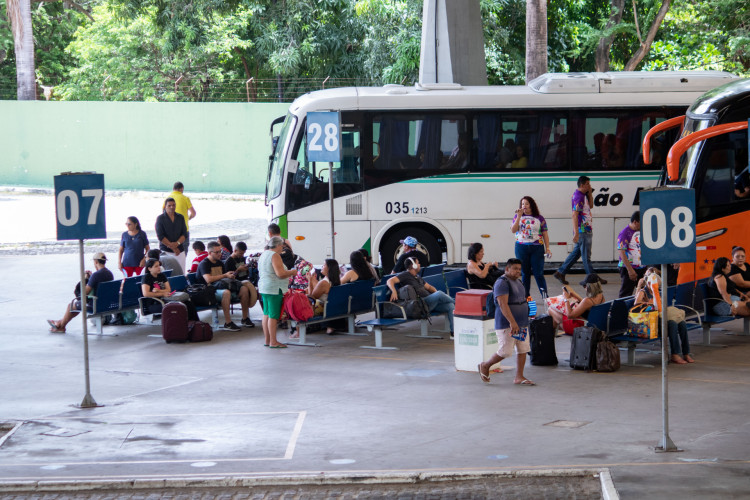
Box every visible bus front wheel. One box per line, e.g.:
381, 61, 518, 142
381, 227, 442, 274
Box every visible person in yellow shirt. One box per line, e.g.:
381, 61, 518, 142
166, 181, 196, 249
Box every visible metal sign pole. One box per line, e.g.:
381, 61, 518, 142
655, 262, 678, 452
329, 161, 335, 259
78, 239, 98, 408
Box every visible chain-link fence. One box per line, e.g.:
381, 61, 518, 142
0, 76, 415, 102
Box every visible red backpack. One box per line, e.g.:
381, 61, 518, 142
283, 290, 314, 322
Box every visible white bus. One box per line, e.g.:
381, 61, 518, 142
265, 71, 738, 271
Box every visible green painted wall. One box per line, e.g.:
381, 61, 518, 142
0, 101, 290, 193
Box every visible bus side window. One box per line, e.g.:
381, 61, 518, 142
695, 136, 740, 216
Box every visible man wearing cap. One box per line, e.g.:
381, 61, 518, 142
48, 253, 114, 333
155, 197, 188, 272
391, 236, 429, 273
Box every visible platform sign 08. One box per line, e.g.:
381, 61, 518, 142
54, 173, 106, 240
640, 188, 696, 265
306, 112, 342, 163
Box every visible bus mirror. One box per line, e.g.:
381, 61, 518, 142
288, 159, 299, 174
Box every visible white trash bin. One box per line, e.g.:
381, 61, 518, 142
453, 290, 502, 372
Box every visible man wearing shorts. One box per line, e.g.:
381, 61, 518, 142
197, 241, 254, 331
478, 258, 535, 386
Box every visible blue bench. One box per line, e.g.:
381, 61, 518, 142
421, 263, 445, 277
444, 269, 469, 299
695, 281, 750, 346
359, 275, 452, 349
70, 279, 138, 334
138, 273, 222, 326
288, 280, 375, 347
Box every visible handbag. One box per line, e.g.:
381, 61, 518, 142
626, 303, 659, 339
596, 339, 620, 372
666, 306, 686, 323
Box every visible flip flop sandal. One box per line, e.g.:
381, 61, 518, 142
478, 364, 490, 383
268, 344, 287, 348
515, 379, 535, 386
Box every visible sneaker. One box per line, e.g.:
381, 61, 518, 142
450, 332, 455, 340
223, 321, 241, 332
553, 271, 569, 285
241, 317, 255, 328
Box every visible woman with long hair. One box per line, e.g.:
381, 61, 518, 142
341, 251, 377, 284
307, 259, 342, 334
466, 242, 500, 289
510, 196, 551, 296
547, 274, 605, 335
217, 235, 232, 261
707, 257, 750, 317
118, 216, 150, 277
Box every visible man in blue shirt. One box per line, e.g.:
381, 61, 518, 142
478, 258, 535, 386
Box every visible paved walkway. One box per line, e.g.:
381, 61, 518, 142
2, 250, 750, 499
2, 188, 750, 498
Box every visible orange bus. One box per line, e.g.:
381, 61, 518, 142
644, 78, 750, 282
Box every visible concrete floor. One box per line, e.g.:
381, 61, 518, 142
1, 253, 749, 499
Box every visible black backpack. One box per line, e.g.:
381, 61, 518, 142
382, 285, 431, 320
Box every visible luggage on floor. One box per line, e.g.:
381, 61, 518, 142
162, 301, 189, 343
529, 314, 558, 366
596, 338, 620, 372
569, 326, 603, 370
188, 320, 213, 342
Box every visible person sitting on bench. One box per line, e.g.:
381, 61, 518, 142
47, 252, 113, 334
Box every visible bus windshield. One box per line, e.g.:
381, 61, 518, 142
267, 113, 296, 202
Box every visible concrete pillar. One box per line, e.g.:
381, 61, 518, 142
419, 0, 488, 86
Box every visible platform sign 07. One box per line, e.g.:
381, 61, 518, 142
54, 173, 106, 240
640, 188, 696, 265
306, 112, 342, 163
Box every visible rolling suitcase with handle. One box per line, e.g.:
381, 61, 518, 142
569, 325, 603, 370
162, 301, 189, 343
529, 290, 558, 366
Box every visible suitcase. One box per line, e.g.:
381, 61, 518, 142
188, 320, 213, 342
529, 314, 558, 366
162, 301, 189, 343
569, 326, 603, 370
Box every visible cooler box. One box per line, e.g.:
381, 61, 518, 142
454, 289, 493, 318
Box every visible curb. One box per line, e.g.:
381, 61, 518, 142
0, 469, 617, 497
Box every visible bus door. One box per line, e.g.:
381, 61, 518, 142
285, 115, 366, 263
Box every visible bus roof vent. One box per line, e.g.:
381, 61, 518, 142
597, 71, 738, 93
415, 82, 464, 91
528, 73, 599, 94
529, 71, 738, 94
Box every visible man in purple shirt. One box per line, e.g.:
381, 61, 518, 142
617, 211, 645, 297
553, 176, 607, 287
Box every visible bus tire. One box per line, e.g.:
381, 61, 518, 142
381, 227, 442, 274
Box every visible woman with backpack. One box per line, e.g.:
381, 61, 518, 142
258, 236, 297, 348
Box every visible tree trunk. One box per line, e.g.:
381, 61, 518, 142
525, 0, 547, 82
595, 0, 625, 72
624, 0, 670, 70
7, 0, 36, 100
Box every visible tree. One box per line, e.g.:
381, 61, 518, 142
525, 0, 547, 81
6, 0, 35, 99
